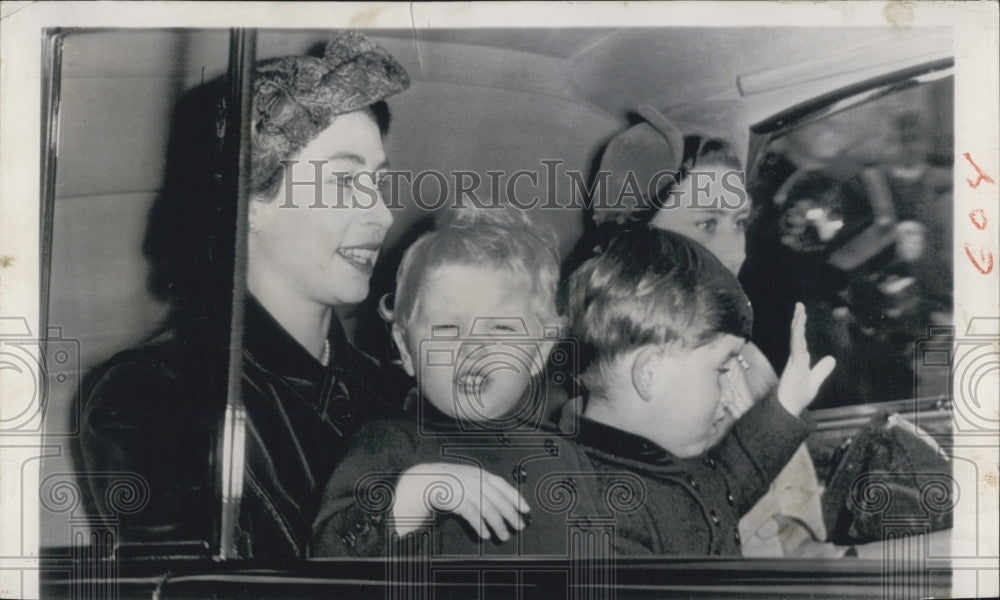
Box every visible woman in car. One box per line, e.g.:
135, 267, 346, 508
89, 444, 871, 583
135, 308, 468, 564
78, 31, 411, 559
558, 105, 831, 557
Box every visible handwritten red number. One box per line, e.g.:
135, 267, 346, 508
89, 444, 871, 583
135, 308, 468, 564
963, 153, 996, 189
969, 209, 988, 230
964, 243, 994, 274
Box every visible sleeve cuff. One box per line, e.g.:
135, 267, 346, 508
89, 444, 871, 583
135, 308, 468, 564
738, 390, 812, 451
726, 391, 813, 504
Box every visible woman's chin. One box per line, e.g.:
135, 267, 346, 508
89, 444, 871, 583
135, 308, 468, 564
324, 283, 370, 306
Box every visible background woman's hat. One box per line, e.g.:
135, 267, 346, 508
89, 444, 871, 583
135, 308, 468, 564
593, 104, 685, 226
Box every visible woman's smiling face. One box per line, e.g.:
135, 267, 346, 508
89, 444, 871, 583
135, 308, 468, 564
248, 109, 393, 308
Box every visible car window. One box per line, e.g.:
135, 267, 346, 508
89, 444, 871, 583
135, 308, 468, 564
40, 28, 234, 558
744, 70, 954, 408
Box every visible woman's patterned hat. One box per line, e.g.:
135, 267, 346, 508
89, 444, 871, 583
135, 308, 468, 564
231, 31, 411, 196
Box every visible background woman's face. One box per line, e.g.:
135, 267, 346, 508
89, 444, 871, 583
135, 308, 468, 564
649, 163, 751, 275
248, 110, 393, 307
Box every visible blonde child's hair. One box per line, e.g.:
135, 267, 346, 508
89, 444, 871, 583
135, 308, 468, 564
382, 207, 561, 339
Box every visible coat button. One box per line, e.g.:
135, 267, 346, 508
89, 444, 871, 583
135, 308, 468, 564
512, 465, 528, 483
705, 455, 718, 469
544, 439, 558, 455
710, 510, 720, 526
734, 529, 741, 544
687, 475, 699, 490
496, 432, 511, 445
726, 491, 735, 506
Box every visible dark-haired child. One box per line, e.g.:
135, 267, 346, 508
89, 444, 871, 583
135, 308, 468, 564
548, 227, 835, 554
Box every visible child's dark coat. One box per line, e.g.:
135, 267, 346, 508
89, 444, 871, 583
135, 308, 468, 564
311, 392, 808, 557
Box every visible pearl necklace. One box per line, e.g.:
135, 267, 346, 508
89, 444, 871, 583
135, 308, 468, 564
320, 339, 330, 367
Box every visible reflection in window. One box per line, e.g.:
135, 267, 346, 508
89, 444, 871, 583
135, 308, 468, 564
42, 29, 232, 556
744, 75, 953, 408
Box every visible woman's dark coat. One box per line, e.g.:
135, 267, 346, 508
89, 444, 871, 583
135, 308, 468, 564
78, 296, 407, 559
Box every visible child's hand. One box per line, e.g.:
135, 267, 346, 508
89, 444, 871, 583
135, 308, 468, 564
777, 303, 837, 417
392, 462, 530, 541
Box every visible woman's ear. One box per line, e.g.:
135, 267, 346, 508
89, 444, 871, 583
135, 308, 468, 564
391, 324, 415, 377
630, 345, 661, 403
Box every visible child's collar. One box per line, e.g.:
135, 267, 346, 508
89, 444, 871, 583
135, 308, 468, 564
577, 416, 685, 468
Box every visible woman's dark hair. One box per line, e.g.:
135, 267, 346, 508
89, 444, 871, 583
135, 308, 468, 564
143, 77, 231, 328
369, 99, 393, 138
